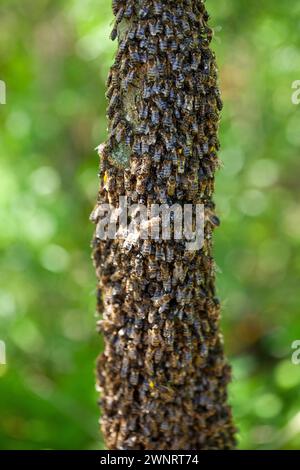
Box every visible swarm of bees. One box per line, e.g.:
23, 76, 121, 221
92, 0, 236, 450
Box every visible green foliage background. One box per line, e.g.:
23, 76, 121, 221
1, 0, 300, 450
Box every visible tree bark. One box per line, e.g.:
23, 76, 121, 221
92, 0, 236, 450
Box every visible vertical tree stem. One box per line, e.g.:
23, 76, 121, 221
92, 0, 236, 450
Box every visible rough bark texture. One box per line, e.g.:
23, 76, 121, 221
91, 0, 236, 450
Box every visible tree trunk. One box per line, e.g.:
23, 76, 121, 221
92, 0, 236, 450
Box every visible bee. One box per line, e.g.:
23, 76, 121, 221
202, 140, 209, 155
151, 107, 160, 126
124, 2, 133, 18
143, 83, 152, 99
108, 89, 118, 110
148, 308, 157, 325
147, 41, 158, 55
163, 277, 172, 293
208, 212, 220, 228
181, 19, 190, 34
157, 187, 167, 204
162, 10, 172, 22
165, 24, 174, 39
188, 172, 198, 192
148, 64, 159, 81
200, 343, 209, 358
191, 52, 201, 71
129, 46, 141, 63
121, 356, 129, 378
173, 261, 188, 283
162, 111, 173, 128
161, 161, 172, 179
175, 73, 185, 89
145, 351, 154, 376
155, 245, 165, 262
184, 95, 194, 112
139, 4, 149, 19
149, 20, 159, 36
132, 139, 142, 155
177, 157, 185, 174
151, 82, 161, 95
131, 326, 142, 346
154, 348, 163, 364
183, 349, 193, 366
167, 175, 176, 196
125, 131, 132, 146
165, 245, 174, 263
137, 121, 150, 135
159, 38, 168, 52
136, 24, 146, 40
153, 146, 162, 163
127, 341, 138, 361
183, 144, 191, 158
171, 54, 182, 71
148, 256, 158, 278
176, 93, 183, 109
114, 122, 125, 143
149, 325, 162, 347
123, 70, 135, 89
157, 293, 171, 312
164, 320, 174, 346
202, 319, 211, 336
153, 1, 162, 15
161, 131, 174, 151
216, 92, 223, 111
129, 369, 139, 386
112, 0, 121, 15
141, 139, 149, 154
138, 103, 148, 121
127, 28, 136, 41
154, 96, 167, 112
110, 26, 118, 41
170, 40, 178, 52
141, 239, 151, 256
134, 255, 144, 277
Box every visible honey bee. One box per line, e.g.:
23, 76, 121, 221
129, 369, 139, 386
177, 157, 185, 174
141, 139, 149, 154
163, 320, 174, 346
134, 255, 144, 277
153, 348, 163, 364
145, 352, 154, 376
153, 1, 162, 16
159, 38, 168, 52
149, 324, 162, 348
148, 256, 158, 278
123, 70, 135, 90
151, 108, 160, 126
136, 175, 147, 194
154, 96, 167, 112
153, 145, 162, 163
148, 308, 156, 325
175, 74, 185, 89
136, 23, 146, 40
141, 239, 151, 256
165, 24, 174, 39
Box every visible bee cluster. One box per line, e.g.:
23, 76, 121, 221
92, 0, 236, 450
